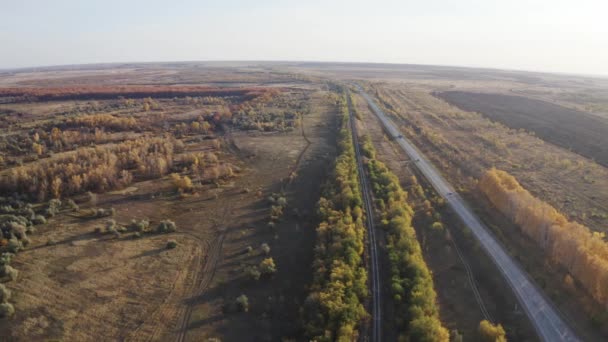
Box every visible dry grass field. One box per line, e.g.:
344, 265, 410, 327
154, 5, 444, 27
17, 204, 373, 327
0, 64, 337, 341
0, 62, 606, 341
365, 83, 608, 234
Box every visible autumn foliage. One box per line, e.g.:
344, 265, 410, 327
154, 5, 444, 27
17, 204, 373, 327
361, 135, 449, 341
479, 168, 608, 307
303, 94, 368, 341
0, 86, 279, 102
1, 137, 182, 200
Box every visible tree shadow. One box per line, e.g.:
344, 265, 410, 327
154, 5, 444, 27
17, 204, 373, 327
130, 247, 166, 259
185, 314, 224, 330
26, 231, 99, 252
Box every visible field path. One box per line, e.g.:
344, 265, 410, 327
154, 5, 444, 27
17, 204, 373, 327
174, 207, 230, 342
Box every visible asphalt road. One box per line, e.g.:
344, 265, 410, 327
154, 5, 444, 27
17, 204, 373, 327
348, 94, 382, 342
356, 85, 579, 342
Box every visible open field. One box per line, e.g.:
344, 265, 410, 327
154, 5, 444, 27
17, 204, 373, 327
0, 62, 606, 341
437, 91, 608, 167
0, 64, 337, 341
365, 83, 608, 235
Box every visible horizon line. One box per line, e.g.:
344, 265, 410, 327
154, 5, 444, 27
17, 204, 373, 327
1, 59, 607, 80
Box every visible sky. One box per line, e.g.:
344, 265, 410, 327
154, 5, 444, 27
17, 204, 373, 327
1, 0, 607, 75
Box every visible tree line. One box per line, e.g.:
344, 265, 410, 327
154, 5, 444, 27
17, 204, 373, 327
303, 93, 368, 341
479, 168, 608, 307
361, 135, 449, 341
1, 137, 183, 201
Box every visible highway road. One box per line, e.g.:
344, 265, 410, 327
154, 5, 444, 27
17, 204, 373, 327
356, 85, 579, 342
348, 94, 382, 342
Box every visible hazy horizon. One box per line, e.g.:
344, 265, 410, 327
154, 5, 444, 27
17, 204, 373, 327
2, 0, 607, 76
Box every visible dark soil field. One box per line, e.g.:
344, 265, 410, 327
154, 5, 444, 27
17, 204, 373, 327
437, 91, 608, 167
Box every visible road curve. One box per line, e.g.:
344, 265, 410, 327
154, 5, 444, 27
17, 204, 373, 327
355, 85, 578, 342
348, 94, 382, 342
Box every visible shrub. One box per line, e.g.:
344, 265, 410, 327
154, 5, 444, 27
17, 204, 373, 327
270, 206, 283, 220
66, 199, 79, 211
0, 265, 18, 282
260, 243, 270, 255
478, 320, 507, 342
32, 215, 46, 225
171, 173, 193, 192
0, 284, 11, 303
105, 219, 117, 230
245, 266, 261, 280
276, 197, 288, 207
0, 253, 13, 266
166, 240, 177, 249
129, 219, 150, 232
236, 294, 249, 312
46, 199, 62, 217
0, 302, 14, 318
157, 220, 177, 233
259, 257, 276, 275
431, 221, 444, 231
7, 239, 22, 254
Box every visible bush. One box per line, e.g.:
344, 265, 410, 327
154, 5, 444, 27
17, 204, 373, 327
276, 197, 288, 207
129, 219, 150, 232
157, 220, 177, 233
270, 206, 283, 221
171, 173, 193, 192
245, 266, 261, 280
0, 253, 13, 266
105, 219, 117, 230
0, 302, 14, 318
166, 240, 178, 249
431, 221, 444, 231
259, 257, 276, 275
236, 294, 249, 312
32, 215, 47, 225
0, 265, 18, 282
260, 243, 270, 255
7, 239, 22, 254
478, 320, 507, 342
0, 284, 11, 303
66, 199, 79, 211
